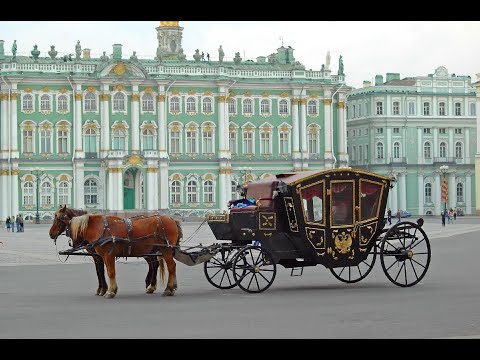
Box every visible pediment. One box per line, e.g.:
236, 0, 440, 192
99, 60, 148, 78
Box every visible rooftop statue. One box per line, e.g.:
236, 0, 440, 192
48, 45, 58, 59
31, 44, 40, 61
100, 51, 109, 62
338, 55, 344, 76
11, 40, 17, 61
325, 51, 331, 71
75, 40, 81, 60
130, 51, 138, 61
218, 45, 224, 64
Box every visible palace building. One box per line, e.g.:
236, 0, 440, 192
0, 22, 349, 221
346, 67, 477, 215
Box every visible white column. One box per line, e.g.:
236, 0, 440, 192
465, 127, 470, 163
159, 161, 169, 210
107, 168, 115, 210
466, 173, 472, 215
225, 171, 232, 203
448, 172, 456, 209
337, 98, 347, 165
0, 169, 8, 220
100, 92, 110, 158
323, 95, 333, 167
386, 127, 392, 163
417, 128, 422, 164
448, 128, 454, 158
146, 165, 158, 210
292, 98, 300, 157
11, 169, 18, 218
402, 126, 407, 162
217, 95, 229, 159
158, 93, 167, 157
219, 171, 227, 211
433, 127, 439, 158
417, 173, 424, 216
399, 172, 407, 211
10, 93, 18, 158
131, 88, 140, 154
74, 162, 85, 209
300, 98, 308, 159
476, 87, 480, 215
391, 178, 398, 213
1, 93, 8, 154
74, 91, 83, 158
116, 169, 123, 211
434, 172, 441, 215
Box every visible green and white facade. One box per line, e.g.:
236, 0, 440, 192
346, 67, 477, 215
0, 22, 349, 221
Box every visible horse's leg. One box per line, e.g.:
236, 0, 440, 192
162, 249, 177, 296
92, 252, 107, 296
145, 257, 159, 294
103, 254, 118, 299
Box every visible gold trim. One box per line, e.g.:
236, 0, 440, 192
146, 168, 158, 173
75, 94, 82, 101
243, 91, 252, 97
24, 88, 33, 93
100, 94, 110, 101
300, 99, 307, 105
0, 170, 10, 176
204, 90, 213, 96
188, 89, 196, 95
127, 155, 142, 165
287, 168, 393, 186
11, 169, 20, 176
337, 101, 345, 108
217, 96, 226, 103
324, 98, 332, 105
292, 98, 299, 105
59, 88, 68, 94
42, 86, 50, 93
259, 213, 276, 230
131, 94, 140, 102
108, 167, 123, 173
114, 84, 126, 92
305, 227, 326, 250
11, 93, 19, 100
262, 92, 269, 97
86, 86, 97, 93
299, 180, 326, 226
279, 92, 289, 98
144, 87, 154, 94
309, 93, 318, 99
329, 179, 355, 228
284, 197, 299, 233
171, 90, 180, 95
207, 213, 229, 223
1, 93, 8, 100
158, 94, 166, 102
111, 62, 127, 76
160, 21, 180, 27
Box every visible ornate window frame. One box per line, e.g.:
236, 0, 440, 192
20, 120, 36, 154
307, 123, 320, 156
82, 120, 100, 156
38, 120, 53, 156
83, 90, 99, 114
229, 122, 239, 156
201, 96, 214, 115
186, 174, 200, 205
186, 96, 197, 115
228, 97, 237, 116
201, 121, 216, 155
56, 120, 72, 155
169, 95, 182, 115
169, 121, 183, 155
140, 121, 158, 151
241, 122, 256, 155
169, 173, 185, 206
84, 175, 101, 207
278, 98, 290, 117
112, 91, 127, 114
56, 93, 70, 114
423, 140, 432, 159
55, 173, 73, 207
39, 174, 55, 210
111, 121, 129, 151
307, 99, 319, 117
260, 98, 271, 118
141, 91, 156, 114
21, 92, 35, 114
202, 173, 217, 205
20, 174, 35, 209
185, 121, 199, 155
455, 141, 464, 159
242, 97, 254, 117
39, 93, 53, 115
259, 122, 273, 155
278, 122, 292, 156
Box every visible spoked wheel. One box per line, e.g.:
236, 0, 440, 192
380, 221, 431, 287
232, 245, 277, 293
330, 245, 377, 283
204, 245, 245, 289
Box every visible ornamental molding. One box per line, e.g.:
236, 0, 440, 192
143, 87, 155, 94
324, 98, 332, 105
158, 94, 166, 102
86, 86, 97, 93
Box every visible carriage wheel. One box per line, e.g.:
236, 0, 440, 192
232, 245, 277, 294
329, 245, 377, 283
204, 245, 245, 289
380, 221, 431, 287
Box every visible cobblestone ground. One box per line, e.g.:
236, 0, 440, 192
1, 216, 479, 266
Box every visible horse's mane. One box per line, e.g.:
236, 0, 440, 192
70, 214, 91, 241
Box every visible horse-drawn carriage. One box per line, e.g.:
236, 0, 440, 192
51, 168, 431, 297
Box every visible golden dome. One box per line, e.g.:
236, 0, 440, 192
160, 21, 180, 27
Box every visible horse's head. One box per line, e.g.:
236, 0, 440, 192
49, 205, 86, 244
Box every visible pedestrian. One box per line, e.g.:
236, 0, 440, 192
16, 215, 20, 233
441, 210, 446, 227
446, 209, 450, 224
206, 53, 210, 62
387, 208, 392, 225
5, 216, 11, 232
396, 209, 401, 223
19, 215, 24, 232
453, 208, 457, 222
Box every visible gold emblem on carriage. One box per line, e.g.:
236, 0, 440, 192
259, 213, 276, 230
334, 231, 353, 254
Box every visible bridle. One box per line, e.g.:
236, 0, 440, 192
53, 212, 72, 246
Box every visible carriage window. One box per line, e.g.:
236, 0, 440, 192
331, 182, 353, 226
360, 180, 382, 220
301, 184, 324, 223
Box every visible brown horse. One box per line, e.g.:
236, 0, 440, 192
51, 206, 183, 298
49, 206, 108, 296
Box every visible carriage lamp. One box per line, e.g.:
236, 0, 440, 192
239, 167, 253, 185
440, 165, 449, 212
32, 168, 45, 224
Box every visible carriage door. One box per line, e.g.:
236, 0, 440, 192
328, 179, 358, 263
299, 180, 326, 256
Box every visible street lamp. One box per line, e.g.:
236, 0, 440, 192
32, 168, 44, 224
239, 166, 252, 186
439, 165, 449, 213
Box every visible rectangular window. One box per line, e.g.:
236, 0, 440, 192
229, 131, 237, 155
279, 132, 289, 154
423, 128, 431, 134
260, 132, 271, 155
376, 102, 383, 115
439, 128, 446, 134
455, 128, 463, 134
331, 181, 354, 226
308, 133, 318, 155
186, 130, 197, 153
376, 128, 383, 134
228, 99, 236, 114
23, 130, 34, 153
393, 102, 400, 115
203, 131, 213, 154
393, 128, 400, 134
408, 102, 415, 115
358, 104, 362, 117
57, 130, 68, 153
243, 132, 253, 154
170, 130, 180, 154
423, 102, 430, 116
40, 130, 51, 153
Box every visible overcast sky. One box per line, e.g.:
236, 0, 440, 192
1, 21, 479, 89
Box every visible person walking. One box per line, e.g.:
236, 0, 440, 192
441, 210, 446, 227
19, 215, 24, 232
15, 215, 20, 233
453, 208, 457, 222
387, 208, 392, 225
396, 209, 401, 223
5, 216, 11, 232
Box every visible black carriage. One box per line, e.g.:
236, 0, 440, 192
205, 168, 431, 293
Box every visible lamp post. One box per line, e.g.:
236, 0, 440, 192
440, 165, 449, 213
32, 168, 44, 224
239, 166, 252, 186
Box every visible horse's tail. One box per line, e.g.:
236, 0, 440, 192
175, 219, 183, 246
158, 256, 166, 286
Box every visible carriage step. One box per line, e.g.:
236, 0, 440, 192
290, 267, 304, 277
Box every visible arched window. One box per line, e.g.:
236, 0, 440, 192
279, 99, 288, 115
58, 181, 70, 206
439, 142, 447, 158
23, 181, 34, 206
142, 93, 154, 112
243, 99, 253, 114
113, 93, 125, 111
308, 100, 317, 116
260, 99, 270, 115
376, 142, 384, 159
455, 142, 463, 158
85, 128, 97, 153
84, 178, 98, 204
202, 98, 212, 113
40, 181, 53, 206
455, 102, 462, 116
393, 142, 400, 159
424, 142, 432, 159
186, 97, 196, 112
170, 97, 180, 112
40, 94, 51, 111
23, 94, 33, 110
113, 128, 126, 150
142, 128, 155, 150
203, 180, 214, 203
424, 183, 432, 203
187, 180, 198, 203
170, 180, 181, 204
457, 183, 464, 202
439, 102, 446, 116
57, 95, 68, 111
228, 98, 236, 114
84, 92, 97, 111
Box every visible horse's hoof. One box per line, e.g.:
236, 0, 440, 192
98, 288, 107, 296
146, 285, 156, 294
162, 289, 175, 297
104, 292, 116, 299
